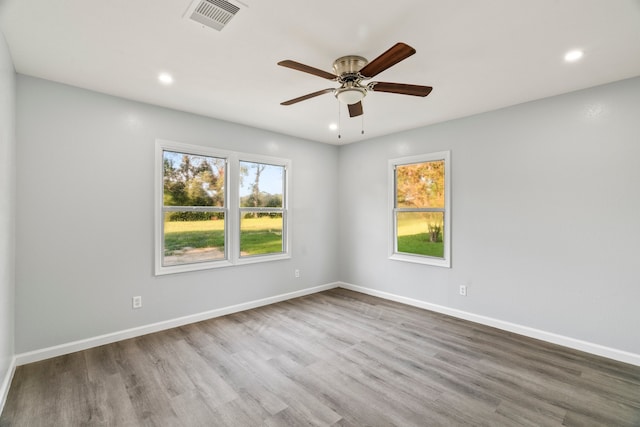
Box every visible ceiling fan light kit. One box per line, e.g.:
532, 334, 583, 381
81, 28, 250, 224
335, 84, 366, 105
278, 42, 433, 119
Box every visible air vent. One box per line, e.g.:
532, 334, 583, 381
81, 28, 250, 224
186, 0, 240, 31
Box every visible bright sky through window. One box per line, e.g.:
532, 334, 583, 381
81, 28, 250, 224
239, 163, 284, 198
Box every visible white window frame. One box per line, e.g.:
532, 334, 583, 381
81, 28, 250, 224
389, 151, 451, 268
235, 154, 291, 266
155, 139, 291, 275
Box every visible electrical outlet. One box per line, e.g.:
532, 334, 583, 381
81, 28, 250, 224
132, 296, 142, 309
294, 269, 300, 278
459, 285, 467, 296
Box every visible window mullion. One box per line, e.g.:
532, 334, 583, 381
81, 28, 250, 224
395, 207, 445, 213
162, 206, 224, 212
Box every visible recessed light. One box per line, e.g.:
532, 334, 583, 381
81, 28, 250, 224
564, 49, 584, 63
329, 123, 338, 131
158, 72, 174, 85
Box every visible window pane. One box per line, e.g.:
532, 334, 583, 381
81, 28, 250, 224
396, 211, 444, 258
240, 213, 283, 256
239, 161, 284, 208
163, 212, 225, 266
163, 151, 225, 207
396, 160, 445, 208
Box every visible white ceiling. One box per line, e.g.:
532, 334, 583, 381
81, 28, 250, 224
1, 0, 640, 145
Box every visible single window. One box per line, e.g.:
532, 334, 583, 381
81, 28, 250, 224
238, 160, 287, 259
390, 151, 451, 267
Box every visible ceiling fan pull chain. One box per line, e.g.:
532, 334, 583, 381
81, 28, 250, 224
338, 101, 342, 139
361, 114, 364, 135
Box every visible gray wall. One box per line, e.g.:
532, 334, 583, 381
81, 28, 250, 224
338, 76, 640, 355
13, 71, 640, 358
0, 30, 16, 393
15, 76, 339, 353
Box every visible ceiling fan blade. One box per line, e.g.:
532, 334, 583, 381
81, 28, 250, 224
369, 82, 433, 97
281, 88, 335, 105
359, 43, 416, 78
348, 101, 363, 117
278, 60, 337, 80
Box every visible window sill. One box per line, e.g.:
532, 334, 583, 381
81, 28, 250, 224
389, 253, 451, 268
154, 253, 292, 275
155, 259, 234, 276
235, 253, 291, 266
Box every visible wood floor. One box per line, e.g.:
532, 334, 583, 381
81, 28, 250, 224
1, 289, 639, 426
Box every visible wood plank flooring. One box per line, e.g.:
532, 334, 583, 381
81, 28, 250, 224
1, 288, 639, 426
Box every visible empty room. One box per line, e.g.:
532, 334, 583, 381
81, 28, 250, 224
1, 0, 639, 425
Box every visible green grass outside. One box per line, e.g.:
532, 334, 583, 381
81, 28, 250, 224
241, 216, 283, 254
164, 229, 225, 255
164, 214, 442, 258
397, 234, 444, 257
397, 212, 444, 258
164, 216, 282, 256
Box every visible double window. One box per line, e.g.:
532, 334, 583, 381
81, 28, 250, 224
155, 140, 290, 275
389, 151, 451, 267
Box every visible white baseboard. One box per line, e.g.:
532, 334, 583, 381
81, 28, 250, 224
338, 282, 640, 367
15, 282, 340, 366
0, 356, 16, 415
14, 281, 640, 368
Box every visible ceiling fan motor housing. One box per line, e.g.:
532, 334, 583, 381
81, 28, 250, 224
333, 55, 368, 81
333, 55, 368, 104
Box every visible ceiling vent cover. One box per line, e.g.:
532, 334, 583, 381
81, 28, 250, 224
187, 0, 240, 31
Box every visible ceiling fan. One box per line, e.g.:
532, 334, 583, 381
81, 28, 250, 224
278, 42, 433, 118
